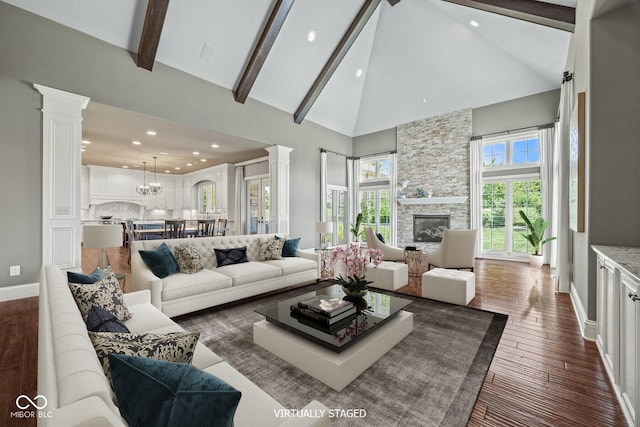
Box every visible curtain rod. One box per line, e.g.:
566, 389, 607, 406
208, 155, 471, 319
471, 122, 556, 140
320, 148, 397, 160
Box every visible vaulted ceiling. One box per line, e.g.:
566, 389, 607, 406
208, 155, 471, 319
6, 0, 575, 167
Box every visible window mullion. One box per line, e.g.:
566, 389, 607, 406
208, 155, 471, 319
505, 182, 514, 254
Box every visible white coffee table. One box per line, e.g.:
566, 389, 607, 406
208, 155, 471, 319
253, 286, 414, 391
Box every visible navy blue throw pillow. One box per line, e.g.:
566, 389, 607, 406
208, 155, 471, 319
86, 306, 130, 333
109, 354, 241, 427
215, 247, 248, 267
275, 236, 301, 257
67, 268, 104, 284
376, 233, 386, 244
139, 242, 179, 279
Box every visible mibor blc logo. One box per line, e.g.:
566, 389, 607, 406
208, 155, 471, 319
10, 395, 52, 419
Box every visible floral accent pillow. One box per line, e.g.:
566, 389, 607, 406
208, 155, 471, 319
69, 269, 132, 322
89, 331, 199, 383
258, 238, 284, 261
173, 245, 203, 274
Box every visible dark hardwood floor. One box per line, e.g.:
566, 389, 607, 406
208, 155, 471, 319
0, 247, 627, 426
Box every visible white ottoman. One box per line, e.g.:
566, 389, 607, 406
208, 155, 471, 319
366, 261, 409, 291
421, 268, 475, 305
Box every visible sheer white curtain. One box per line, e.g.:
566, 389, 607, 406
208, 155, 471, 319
555, 75, 574, 293
233, 166, 245, 235
347, 158, 359, 243
539, 125, 556, 267
320, 150, 328, 222
469, 137, 483, 257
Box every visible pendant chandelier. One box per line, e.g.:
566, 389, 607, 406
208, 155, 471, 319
148, 156, 163, 195
136, 161, 151, 196
136, 158, 164, 196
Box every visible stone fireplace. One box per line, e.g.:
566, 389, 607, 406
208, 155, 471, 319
413, 214, 450, 242
396, 108, 471, 251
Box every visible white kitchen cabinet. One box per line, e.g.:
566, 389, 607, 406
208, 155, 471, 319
620, 271, 640, 425
593, 245, 640, 427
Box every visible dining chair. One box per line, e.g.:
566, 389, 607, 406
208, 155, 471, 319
197, 219, 216, 237
216, 218, 228, 236
164, 219, 186, 239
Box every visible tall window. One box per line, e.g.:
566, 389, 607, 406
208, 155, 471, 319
359, 155, 393, 244
197, 181, 216, 214
326, 186, 347, 245
481, 131, 542, 259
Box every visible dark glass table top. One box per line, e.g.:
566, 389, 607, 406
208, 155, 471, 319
255, 284, 412, 353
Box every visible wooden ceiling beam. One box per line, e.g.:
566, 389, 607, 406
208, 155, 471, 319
442, 0, 575, 32
137, 0, 171, 71
234, 0, 295, 104
294, 0, 382, 125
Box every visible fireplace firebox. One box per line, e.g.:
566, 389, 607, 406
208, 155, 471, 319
413, 215, 450, 242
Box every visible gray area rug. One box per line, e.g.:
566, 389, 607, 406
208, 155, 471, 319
176, 282, 507, 426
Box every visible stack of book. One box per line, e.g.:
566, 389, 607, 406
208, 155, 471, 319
290, 295, 357, 332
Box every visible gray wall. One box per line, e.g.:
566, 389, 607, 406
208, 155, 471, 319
585, 4, 640, 318
352, 128, 396, 157
0, 2, 352, 286
472, 89, 560, 137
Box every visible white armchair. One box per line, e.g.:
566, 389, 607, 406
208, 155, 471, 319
364, 227, 405, 262
427, 229, 478, 272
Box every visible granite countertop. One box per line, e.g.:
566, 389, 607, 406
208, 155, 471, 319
592, 245, 640, 282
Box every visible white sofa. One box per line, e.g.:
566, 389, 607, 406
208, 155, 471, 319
38, 264, 329, 427
131, 234, 319, 317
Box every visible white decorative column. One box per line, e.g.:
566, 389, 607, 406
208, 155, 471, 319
35, 84, 90, 269
265, 145, 293, 234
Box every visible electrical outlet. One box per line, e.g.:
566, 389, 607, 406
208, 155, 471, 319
9, 265, 20, 276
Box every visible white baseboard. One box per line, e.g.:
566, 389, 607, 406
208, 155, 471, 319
569, 282, 597, 341
0, 282, 39, 301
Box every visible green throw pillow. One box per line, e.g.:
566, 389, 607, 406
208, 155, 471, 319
139, 242, 179, 278
109, 354, 241, 427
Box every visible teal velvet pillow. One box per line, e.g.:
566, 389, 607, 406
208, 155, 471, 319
275, 236, 301, 257
67, 268, 104, 284
139, 242, 179, 278
109, 354, 241, 427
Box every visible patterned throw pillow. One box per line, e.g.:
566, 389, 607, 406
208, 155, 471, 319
173, 245, 203, 274
69, 269, 132, 322
86, 306, 130, 333
258, 238, 284, 261
214, 247, 248, 267
89, 331, 199, 383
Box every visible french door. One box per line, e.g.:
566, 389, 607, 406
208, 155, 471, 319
247, 177, 270, 234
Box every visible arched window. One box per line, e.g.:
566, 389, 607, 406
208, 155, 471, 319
197, 181, 216, 214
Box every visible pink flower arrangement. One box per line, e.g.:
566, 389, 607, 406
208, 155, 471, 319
332, 243, 383, 281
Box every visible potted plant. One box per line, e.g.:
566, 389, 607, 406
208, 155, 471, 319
350, 212, 365, 243
519, 210, 556, 268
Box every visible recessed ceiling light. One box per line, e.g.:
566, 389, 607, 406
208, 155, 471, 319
133, 165, 140, 168
307, 30, 316, 42
470, 20, 479, 27
81, 148, 85, 152
146, 130, 157, 136
122, 165, 129, 169
421, 97, 427, 103
165, 170, 171, 173
193, 151, 200, 155
175, 167, 181, 170
187, 163, 193, 167
355, 69, 363, 77
200, 159, 207, 162
159, 152, 169, 155
211, 144, 219, 148
82, 140, 91, 144
132, 140, 142, 145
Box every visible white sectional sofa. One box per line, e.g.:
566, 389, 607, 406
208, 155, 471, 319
131, 234, 319, 317
38, 264, 329, 427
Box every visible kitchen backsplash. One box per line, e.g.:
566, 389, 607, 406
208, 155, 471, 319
81, 202, 197, 221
